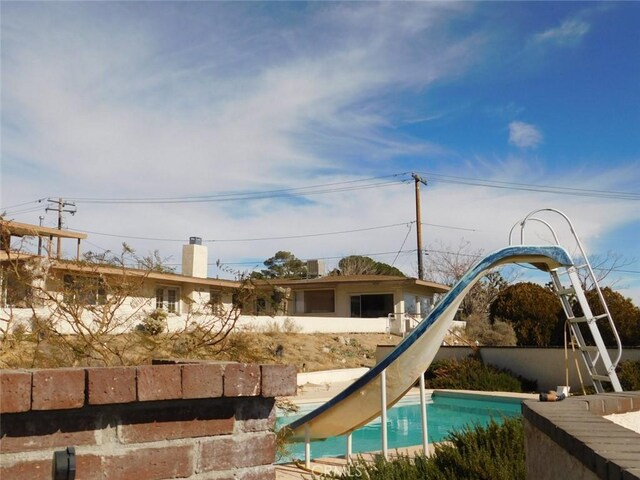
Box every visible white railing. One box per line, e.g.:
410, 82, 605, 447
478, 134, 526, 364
387, 312, 424, 336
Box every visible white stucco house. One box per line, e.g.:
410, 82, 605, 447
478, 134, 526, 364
0, 220, 449, 336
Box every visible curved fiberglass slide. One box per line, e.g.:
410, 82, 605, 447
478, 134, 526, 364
286, 245, 573, 442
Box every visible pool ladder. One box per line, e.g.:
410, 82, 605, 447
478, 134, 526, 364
511, 208, 623, 393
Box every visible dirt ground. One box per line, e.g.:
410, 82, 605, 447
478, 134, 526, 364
220, 331, 401, 372
0, 331, 401, 371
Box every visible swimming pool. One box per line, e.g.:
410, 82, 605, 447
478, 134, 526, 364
277, 392, 522, 463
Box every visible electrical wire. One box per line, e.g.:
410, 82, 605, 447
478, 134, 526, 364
65, 174, 410, 204
417, 171, 640, 200
421, 222, 477, 232
68, 219, 477, 244
68, 222, 411, 243
1, 206, 47, 217
215, 249, 420, 267
0, 198, 47, 211
392, 223, 413, 266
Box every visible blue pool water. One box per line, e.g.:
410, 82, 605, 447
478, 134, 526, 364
277, 392, 522, 463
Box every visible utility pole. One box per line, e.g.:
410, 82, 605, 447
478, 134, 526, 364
46, 198, 77, 258
412, 173, 427, 280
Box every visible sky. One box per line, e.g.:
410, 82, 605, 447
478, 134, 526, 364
1, 2, 639, 303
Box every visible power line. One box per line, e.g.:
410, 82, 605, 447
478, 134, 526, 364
73, 169, 634, 204
216, 249, 420, 267
1, 206, 46, 217
392, 223, 413, 266
69, 222, 412, 243
69, 219, 477, 244
66, 174, 410, 204
417, 171, 640, 201
0, 198, 47, 211
421, 222, 477, 232
6, 170, 638, 214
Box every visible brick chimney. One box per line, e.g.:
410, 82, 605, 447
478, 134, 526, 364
182, 237, 208, 278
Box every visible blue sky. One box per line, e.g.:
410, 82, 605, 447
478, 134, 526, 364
1, 2, 639, 302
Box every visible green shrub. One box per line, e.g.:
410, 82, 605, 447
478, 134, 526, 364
574, 360, 640, 394
424, 356, 536, 392
425, 417, 525, 480
137, 309, 167, 336
327, 417, 525, 480
617, 360, 640, 391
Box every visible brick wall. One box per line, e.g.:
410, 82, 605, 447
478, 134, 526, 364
0, 361, 297, 480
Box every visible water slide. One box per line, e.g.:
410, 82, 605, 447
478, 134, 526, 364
286, 245, 573, 442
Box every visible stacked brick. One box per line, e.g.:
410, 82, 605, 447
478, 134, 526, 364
0, 362, 297, 480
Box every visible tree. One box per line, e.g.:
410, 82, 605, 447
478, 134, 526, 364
425, 240, 511, 318
581, 287, 640, 346
332, 255, 405, 277
490, 282, 565, 346
577, 251, 636, 290
251, 251, 307, 279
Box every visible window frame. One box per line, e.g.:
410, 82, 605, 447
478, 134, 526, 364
295, 289, 335, 314
155, 285, 181, 314
63, 274, 106, 306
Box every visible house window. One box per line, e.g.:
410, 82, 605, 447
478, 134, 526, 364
350, 294, 394, 318
63, 274, 106, 306
0, 267, 33, 308
156, 286, 180, 313
256, 297, 268, 315
295, 290, 335, 314
209, 289, 224, 316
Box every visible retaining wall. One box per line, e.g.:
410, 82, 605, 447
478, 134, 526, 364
523, 391, 640, 479
376, 346, 640, 392
0, 361, 297, 480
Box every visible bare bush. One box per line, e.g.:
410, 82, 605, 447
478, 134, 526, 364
1, 242, 264, 367
465, 313, 517, 346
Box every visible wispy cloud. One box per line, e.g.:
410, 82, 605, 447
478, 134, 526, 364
508, 121, 543, 149
1, 2, 485, 201
533, 18, 590, 46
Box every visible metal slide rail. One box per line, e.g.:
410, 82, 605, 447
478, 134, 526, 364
510, 208, 623, 393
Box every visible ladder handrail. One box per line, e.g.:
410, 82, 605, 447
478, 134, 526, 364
508, 216, 559, 246
509, 208, 623, 369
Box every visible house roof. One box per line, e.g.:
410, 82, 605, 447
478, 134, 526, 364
46, 260, 241, 289
47, 261, 449, 293
0, 221, 449, 293
1, 220, 87, 240
254, 275, 450, 293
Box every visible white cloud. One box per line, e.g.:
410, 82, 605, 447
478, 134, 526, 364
508, 121, 543, 149
1, 2, 482, 199
534, 19, 590, 46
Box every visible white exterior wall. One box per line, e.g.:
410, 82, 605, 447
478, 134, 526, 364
297, 367, 369, 386
1, 272, 441, 336
237, 315, 389, 333
2, 310, 392, 335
